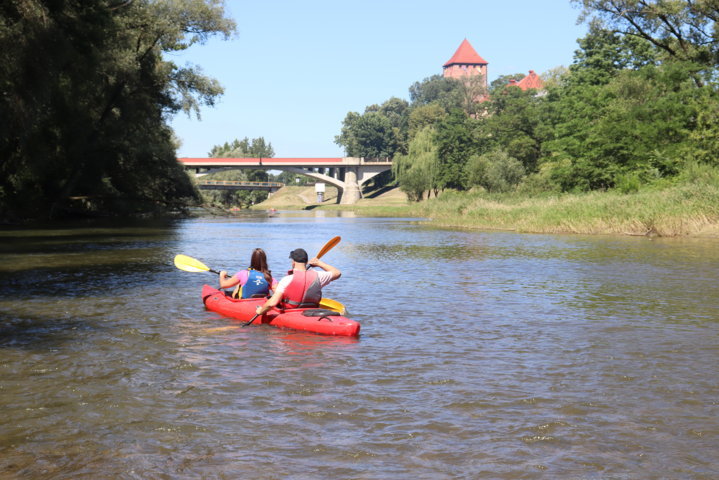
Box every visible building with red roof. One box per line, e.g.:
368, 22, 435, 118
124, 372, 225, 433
509, 70, 545, 91
442, 38, 488, 90
442, 40, 545, 97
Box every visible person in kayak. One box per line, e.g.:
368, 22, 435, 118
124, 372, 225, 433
219, 248, 278, 299
254, 248, 341, 315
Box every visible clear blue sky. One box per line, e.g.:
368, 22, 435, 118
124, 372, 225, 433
169, 0, 588, 158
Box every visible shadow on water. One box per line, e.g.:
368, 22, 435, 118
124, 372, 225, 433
0, 260, 168, 296
0, 219, 181, 348
0, 313, 103, 349
0, 220, 180, 255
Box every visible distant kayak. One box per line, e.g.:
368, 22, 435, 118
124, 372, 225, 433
201, 285, 360, 336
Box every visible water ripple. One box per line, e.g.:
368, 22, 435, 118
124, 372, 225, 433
0, 217, 718, 478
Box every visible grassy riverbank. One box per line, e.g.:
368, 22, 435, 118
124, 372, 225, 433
255, 165, 719, 237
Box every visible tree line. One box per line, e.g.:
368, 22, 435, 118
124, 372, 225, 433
335, 1, 719, 201
0, 0, 235, 220
197, 137, 313, 209
3, 1, 717, 219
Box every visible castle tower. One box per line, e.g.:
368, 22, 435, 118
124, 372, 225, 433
443, 38, 488, 89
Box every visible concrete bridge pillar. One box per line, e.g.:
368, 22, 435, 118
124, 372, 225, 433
340, 167, 361, 205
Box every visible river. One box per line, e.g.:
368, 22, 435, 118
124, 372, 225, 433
1, 212, 718, 479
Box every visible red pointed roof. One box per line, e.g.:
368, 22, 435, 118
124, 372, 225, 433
443, 39, 488, 67
516, 70, 544, 90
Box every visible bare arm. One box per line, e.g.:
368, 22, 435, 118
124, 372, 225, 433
256, 289, 283, 315
218, 270, 238, 289
308, 257, 341, 281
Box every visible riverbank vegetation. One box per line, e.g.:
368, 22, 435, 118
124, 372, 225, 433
197, 136, 315, 209
0, 1, 235, 221
257, 162, 719, 237
403, 162, 719, 236
331, 1, 719, 235
197, 137, 274, 208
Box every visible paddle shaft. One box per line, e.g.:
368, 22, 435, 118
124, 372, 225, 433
242, 313, 260, 327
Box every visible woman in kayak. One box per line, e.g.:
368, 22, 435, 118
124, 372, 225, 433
254, 248, 341, 315
219, 248, 278, 299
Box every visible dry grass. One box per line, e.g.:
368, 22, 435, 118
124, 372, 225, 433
410, 184, 719, 237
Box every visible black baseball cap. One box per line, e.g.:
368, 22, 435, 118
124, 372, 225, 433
289, 248, 308, 263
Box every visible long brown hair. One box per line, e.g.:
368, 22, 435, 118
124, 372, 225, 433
250, 248, 272, 284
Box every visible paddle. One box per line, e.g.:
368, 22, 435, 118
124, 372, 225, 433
241, 313, 260, 327
310, 237, 345, 313
316, 236, 341, 259
174, 254, 223, 275
320, 297, 346, 315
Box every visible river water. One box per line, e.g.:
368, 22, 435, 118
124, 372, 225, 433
1, 212, 718, 479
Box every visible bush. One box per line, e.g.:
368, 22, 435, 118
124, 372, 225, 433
465, 150, 526, 193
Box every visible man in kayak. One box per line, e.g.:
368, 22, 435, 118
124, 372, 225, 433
255, 248, 341, 315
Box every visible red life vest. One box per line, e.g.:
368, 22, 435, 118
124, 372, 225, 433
280, 269, 322, 309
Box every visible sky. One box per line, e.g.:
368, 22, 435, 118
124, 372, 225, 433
169, 0, 589, 158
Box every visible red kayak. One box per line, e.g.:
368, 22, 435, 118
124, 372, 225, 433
201, 285, 361, 337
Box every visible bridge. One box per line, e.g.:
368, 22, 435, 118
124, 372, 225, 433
196, 180, 285, 191
178, 157, 392, 204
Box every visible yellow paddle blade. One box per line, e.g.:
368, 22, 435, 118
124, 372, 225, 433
174, 254, 211, 273
320, 297, 346, 315
316, 236, 341, 259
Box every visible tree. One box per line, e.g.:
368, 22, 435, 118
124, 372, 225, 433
567, 22, 659, 87
408, 74, 463, 110
546, 61, 708, 190
209, 137, 274, 159
434, 109, 478, 191
202, 137, 274, 207
573, 0, 719, 69
408, 104, 448, 139
539, 66, 570, 89
0, 0, 235, 219
392, 126, 440, 201
490, 73, 526, 91
458, 73, 489, 117
484, 86, 546, 173
465, 150, 526, 193
366, 97, 410, 154
335, 111, 398, 158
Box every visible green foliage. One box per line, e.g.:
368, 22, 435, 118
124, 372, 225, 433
273, 171, 312, 186
408, 75, 463, 110
0, 0, 235, 219
392, 127, 440, 201
568, 22, 659, 87
434, 110, 478, 191
458, 74, 489, 117
574, 0, 719, 68
209, 137, 274, 158
484, 87, 546, 172
335, 110, 399, 158
547, 61, 710, 191
365, 97, 410, 154
201, 137, 273, 207
408, 104, 448, 138
490, 73, 526, 91
465, 150, 526, 193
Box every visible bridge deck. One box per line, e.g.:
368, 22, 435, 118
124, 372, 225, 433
179, 157, 392, 167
